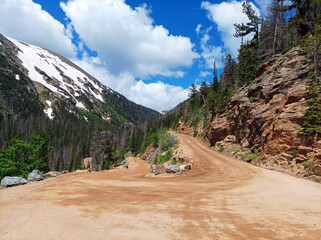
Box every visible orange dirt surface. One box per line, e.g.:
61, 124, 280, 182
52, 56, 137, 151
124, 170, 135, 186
0, 133, 321, 240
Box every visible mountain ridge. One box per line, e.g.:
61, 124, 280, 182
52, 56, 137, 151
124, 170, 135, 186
0, 34, 160, 124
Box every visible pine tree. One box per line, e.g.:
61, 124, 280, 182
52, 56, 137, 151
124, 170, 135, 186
237, 41, 258, 86
301, 80, 321, 134
199, 81, 208, 105
189, 84, 199, 108
206, 62, 221, 117
212, 61, 219, 91
286, 0, 321, 37
234, 0, 262, 47
220, 53, 237, 88
234, 1, 260, 87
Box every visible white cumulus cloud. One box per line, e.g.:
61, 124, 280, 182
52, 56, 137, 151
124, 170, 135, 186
201, 0, 260, 57
61, 0, 198, 78
0, 0, 76, 58
199, 27, 224, 69
73, 56, 189, 111
127, 80, 189, 111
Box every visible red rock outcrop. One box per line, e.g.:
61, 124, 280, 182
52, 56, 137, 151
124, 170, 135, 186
206, 48, 315, 156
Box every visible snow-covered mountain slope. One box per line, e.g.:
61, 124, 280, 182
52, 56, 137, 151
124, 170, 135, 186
9, 37, 105, 102
0, 34, 160, 124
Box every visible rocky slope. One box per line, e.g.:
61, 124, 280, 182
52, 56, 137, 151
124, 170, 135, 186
178, 47, 321, 182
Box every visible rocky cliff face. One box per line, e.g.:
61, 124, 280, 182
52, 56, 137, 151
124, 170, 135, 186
209, 48, 311, 151
186, 47, 320, 181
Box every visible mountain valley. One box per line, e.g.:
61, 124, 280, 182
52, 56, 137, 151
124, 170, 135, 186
1, 0, 321, 239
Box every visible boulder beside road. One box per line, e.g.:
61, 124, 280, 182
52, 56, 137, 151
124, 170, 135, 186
166, 165, 180, 173
1, 176, 27, 187
28, 170, 45, 182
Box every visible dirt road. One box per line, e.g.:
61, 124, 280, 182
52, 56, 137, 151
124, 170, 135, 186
1, 133, 321, 239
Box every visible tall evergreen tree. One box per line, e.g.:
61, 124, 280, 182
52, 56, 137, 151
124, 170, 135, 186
237, 41, 258, 86
189, 84, 199, 108
234, 1, 260, 87
212, 61, 219, 91
220, 53, 237, 88
301, 80, 321, 135
234, 0, 262, 47
199, 81, 208, 105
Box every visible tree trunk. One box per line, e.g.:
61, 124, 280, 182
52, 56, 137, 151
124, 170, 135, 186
273, 0, 279, 55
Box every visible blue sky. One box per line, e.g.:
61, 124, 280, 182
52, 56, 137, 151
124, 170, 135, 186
0, 0, 269, 111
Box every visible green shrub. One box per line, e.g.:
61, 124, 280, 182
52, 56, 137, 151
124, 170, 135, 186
191, 110, 203, 128
287, 149, 298, 157
159, 131, 175, 152
0, 128, 51, 179
303, 161, 312, 169
159, 149, 172, 164
218, 146, 224, 152
171, 157, 185, 165
281, 46, 292, 55
245, 151, 262, 162
178, 158, 185, 164
249, 92, 261, 103
233, 148, 241, 155
151, 132, 160, 148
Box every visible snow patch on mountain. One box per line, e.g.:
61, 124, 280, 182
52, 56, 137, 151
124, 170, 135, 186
44, 100, 54, 119
76, 101, 86, 110
44, 107, 54, 119
8, 37, 105, 104
45, 100, 52, 107
102, 116, 111, 121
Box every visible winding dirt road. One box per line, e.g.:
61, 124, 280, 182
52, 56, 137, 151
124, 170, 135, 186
1, 133, 321, 239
